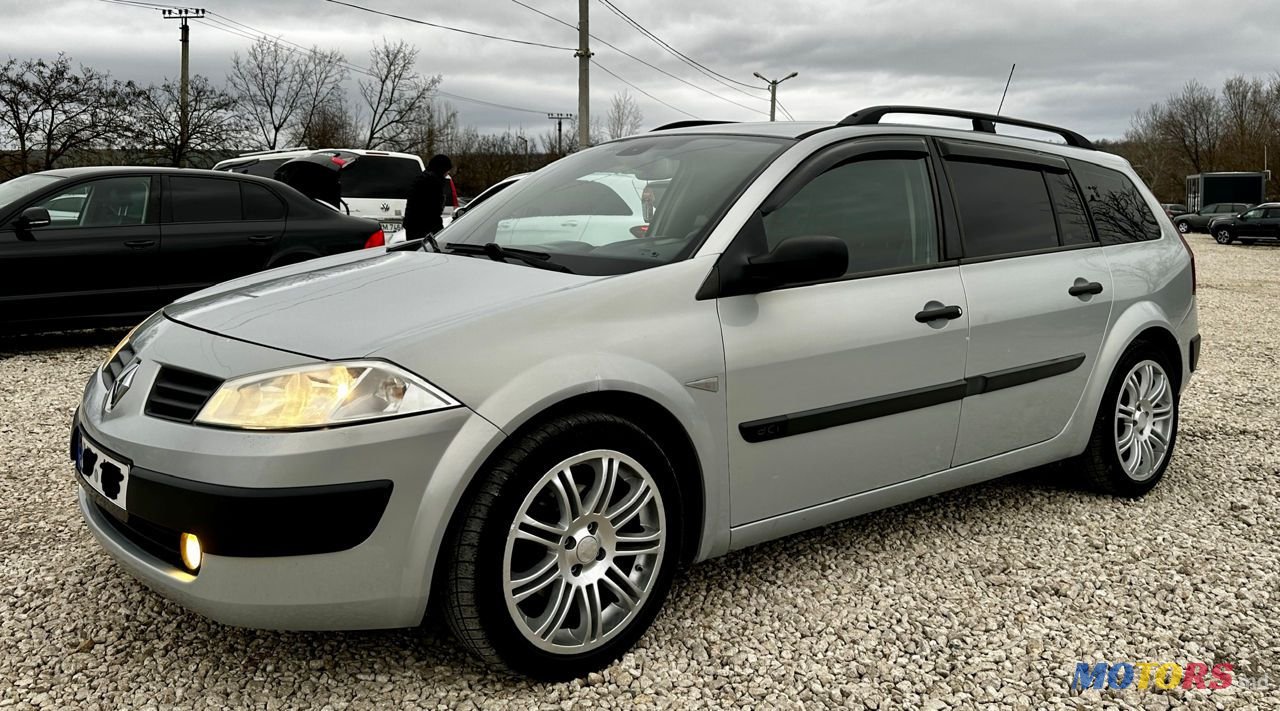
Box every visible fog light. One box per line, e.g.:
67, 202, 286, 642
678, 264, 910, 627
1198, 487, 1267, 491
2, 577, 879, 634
180, 532, 202, 571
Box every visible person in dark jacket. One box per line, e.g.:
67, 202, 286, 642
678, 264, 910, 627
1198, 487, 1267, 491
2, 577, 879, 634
402, 154, 453, 241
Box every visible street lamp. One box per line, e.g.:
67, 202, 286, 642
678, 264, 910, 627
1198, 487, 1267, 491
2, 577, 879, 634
754, 71, 798, 122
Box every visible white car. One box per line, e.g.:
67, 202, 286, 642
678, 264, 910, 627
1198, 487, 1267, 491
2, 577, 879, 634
213, 148, 431, 233
387, 173, 529, 246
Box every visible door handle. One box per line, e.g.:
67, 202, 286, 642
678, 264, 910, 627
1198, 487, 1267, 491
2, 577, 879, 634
123, 239, 155, 249
247, 234, 277, 243
1068, 281, 1104, 297
914, 304, 963, 323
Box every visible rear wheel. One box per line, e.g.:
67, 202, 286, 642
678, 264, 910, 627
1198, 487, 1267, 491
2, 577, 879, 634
1214, 229, 1234, 244
443, 412, 682, 680
1176, 221, 1190, 234
1078, 347, 1179, 497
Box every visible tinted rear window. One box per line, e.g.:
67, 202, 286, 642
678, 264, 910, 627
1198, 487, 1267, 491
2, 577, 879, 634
340, 156, 423, 199
1070, 161, 1161, 244
948, 160, 1058, 257
1045, 172, 1094, 245
170, 177, 241, 222
242, 182, 285, 220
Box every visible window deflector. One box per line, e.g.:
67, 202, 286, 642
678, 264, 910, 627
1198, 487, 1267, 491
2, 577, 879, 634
760, 137, 930, 215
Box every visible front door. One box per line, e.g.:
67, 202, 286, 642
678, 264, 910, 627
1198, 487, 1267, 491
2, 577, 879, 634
720, 138, 970, 526
0, 175, 159, 327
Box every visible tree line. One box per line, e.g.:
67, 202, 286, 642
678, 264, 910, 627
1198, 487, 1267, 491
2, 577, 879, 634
0, 39, 646, 195
1102, 74, 1280, 203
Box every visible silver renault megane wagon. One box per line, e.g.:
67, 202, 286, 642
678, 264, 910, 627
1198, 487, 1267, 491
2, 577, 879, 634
72, 106, 1201, 680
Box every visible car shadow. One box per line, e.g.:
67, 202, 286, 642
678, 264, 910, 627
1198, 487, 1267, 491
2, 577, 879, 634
0, 328, 125, 358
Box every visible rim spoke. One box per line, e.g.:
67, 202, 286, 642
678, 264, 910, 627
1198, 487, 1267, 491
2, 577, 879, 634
535, 580, 576, 640
1138, 364, 1155, 398
615, 529, 663, 557
1117, 404, 1137, 424
553, 469, 584, 520
604, 564, 643, 610
511, 556, 561, 603
1151, 402, 1173, 419
582, 583, 605, 644
1148, 373, 1168, 403
514, 515, 565, 548
1138, 439, 1156, 478
583, 456, 620, 516
608, 483, 654, 529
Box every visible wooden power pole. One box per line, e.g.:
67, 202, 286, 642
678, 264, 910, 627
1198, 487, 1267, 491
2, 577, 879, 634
163, 7, 205, 167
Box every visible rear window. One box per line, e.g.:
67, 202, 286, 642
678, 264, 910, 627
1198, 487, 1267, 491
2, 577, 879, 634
1070, 160, 1161, 244
948, 160, 1058, 257
170, 177, 241, 222
340, 156, 423, 199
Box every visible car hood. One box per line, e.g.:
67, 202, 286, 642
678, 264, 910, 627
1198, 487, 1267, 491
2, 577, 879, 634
164, 250, 596, 359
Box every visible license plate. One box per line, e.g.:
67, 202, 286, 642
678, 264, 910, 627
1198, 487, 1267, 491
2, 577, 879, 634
75, 434, 130, 512
379, 221, 401, 233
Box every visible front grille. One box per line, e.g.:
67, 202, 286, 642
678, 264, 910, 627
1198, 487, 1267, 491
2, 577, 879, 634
145, 367, 222, 423
94, 502, 185, 570
101, 342, 136, 390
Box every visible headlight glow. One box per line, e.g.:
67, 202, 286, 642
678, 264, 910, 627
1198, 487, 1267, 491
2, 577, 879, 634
195, 361, 458, 430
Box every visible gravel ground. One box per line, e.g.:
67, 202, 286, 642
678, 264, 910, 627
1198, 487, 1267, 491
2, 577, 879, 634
1, 234, 1278, 710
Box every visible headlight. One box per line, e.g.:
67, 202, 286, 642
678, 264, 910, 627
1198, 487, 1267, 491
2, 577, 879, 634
195, 361, 459, 430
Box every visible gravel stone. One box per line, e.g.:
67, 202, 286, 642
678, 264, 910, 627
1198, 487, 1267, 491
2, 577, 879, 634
1, 234, 1277, 709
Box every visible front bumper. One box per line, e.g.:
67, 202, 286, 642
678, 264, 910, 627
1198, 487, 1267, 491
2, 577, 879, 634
75, 317, 504, 630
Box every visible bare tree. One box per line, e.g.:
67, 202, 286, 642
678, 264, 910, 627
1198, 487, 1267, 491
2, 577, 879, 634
303, 97, 360, 149
605, 90, 644, 139
1158, 80, 1224, 174
358, 39, 439, 150
228, 38, 308, 150
290, 47, 350, 147
0, 58, 41, 177
133, 75, 245, 167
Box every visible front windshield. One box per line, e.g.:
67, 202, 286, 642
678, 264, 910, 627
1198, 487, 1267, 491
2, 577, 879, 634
439, 135, 789, 275
0, 174, 64, 211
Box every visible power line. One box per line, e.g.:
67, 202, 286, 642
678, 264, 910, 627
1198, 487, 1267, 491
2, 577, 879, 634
321, 0, 577, 52
596, 0, 765, 94
591, 59, 696, 119
503, 0, 767, 117
775, 99, 796, 121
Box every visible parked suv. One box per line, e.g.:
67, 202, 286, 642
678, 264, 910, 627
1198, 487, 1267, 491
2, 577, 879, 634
1172, 202, 1250, 233
72, 107, 1199, 681
0, 167, 383, 333
1206, 202, 1280, 244
214, 148, 440, 233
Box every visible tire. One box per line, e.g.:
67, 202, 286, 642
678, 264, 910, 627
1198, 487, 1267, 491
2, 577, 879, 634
442, 411, 683, 680
1214, 229, 1234, 244
1077, 345, 1179, 497
1176, 221, 1190, 234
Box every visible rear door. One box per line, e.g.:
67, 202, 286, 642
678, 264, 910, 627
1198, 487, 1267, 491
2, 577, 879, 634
0, 175, 159, 325
159, 175, 280, 301
339, 154, 424, 230
942, 140, 1114, 465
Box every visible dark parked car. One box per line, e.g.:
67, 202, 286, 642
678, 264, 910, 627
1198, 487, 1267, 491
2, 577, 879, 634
1206, 202, 1280, 244
1171, 202, 1250, 234
1161, 203, 1189, 218
0, 167, 384, 333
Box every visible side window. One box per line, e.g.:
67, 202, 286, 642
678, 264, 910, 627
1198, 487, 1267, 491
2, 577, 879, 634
1045, 172, 1095, 246
762, 157, 938, 275
169, 177, 242, 223
242, 183, 286, 220
524, 180, 633, 217
34, 177, 151, 228
1266, 208, 1280, 219
1069, 161, 1161, 244
1242, 208, 1265, 219
947, 160, 1057, 257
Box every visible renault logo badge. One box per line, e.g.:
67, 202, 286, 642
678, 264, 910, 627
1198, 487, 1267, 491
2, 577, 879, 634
105, 362, 139, 413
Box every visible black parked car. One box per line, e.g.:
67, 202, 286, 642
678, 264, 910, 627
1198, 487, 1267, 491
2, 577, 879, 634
0, 167, 384, 333
1206, 202, 1280, 244
1171, 202, 1250, 234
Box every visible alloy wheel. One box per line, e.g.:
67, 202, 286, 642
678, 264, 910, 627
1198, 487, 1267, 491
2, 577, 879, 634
502, 449, 666, 654
1215, 230, 1232, 244
1114, 359, 1174, 481
1176, 221, 1189, 234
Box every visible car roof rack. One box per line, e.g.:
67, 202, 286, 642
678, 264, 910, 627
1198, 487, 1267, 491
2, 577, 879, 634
837, 106, 1095, 150
236, 146, 310, 158
651, 120, 736, 132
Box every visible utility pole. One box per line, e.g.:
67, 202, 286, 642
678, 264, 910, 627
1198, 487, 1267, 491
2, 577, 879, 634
753, 71, 797, 122
576, 0, 592, 149
163, 7, 205, 167
548, 113, 574, 156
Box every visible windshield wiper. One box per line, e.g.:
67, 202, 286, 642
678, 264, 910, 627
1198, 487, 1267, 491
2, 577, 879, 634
445, 242, 573, 273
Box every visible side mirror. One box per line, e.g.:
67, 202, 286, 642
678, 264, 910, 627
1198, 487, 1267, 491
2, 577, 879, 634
16, 207, 51, 230
744, 235, 848, 289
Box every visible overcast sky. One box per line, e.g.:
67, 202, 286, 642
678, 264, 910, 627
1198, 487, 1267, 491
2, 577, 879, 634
2, 0, 1277, 140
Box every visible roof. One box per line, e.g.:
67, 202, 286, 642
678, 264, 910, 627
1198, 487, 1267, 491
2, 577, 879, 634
41, 166, 251, 178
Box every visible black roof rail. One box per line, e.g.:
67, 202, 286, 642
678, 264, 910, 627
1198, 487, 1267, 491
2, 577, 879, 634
838, 105, 1095, 150
651, 120, 736, 132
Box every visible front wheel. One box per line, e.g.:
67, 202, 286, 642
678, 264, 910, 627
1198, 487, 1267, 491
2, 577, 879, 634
1214, 229, 1234, 244
1077, 347, 1179, 497
1176, 221, 1190, 234
443, 412, 682, 680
